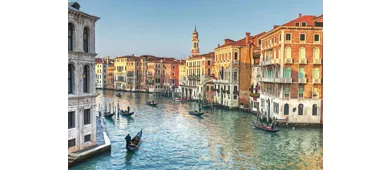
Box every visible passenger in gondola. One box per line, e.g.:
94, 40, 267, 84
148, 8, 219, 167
127, 106, 130, 112
152, 100, 155, 104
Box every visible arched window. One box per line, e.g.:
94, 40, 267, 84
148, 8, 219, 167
193, 42, 197, 49
83, 65, 89, 93
83, 27, 90, 52
298, 104, 304, 115
312, 104, 318, 115
285, 67, 291, 78
68, 64, 74, 94
299, 68, 305, 78
68, 23, 74, 50
313, 47, 320, 59
284, 47, 291, 58
208, 68, 210, 75
284, 103, 289, 115
299, 47, 306, 59
313, 68, 320, 79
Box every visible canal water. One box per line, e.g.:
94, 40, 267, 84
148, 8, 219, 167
70, 90, 323, 170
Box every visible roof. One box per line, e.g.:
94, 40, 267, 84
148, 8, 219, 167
282, 15, 318, 27
95, 58, 103, 64
188, 52, 214, 60
68, 2, 80, 11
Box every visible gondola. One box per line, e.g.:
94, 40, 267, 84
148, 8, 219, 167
104, 112, 115, 118
188, 110, 204, 116
120, 110, 135, 116
146, 101, 158, 106
125, 129, 142, 151
253, 121, 280, 132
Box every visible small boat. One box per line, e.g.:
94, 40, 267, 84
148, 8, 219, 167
146, 101, 158, 106
116, 93, 122, 97
173, 97, 182, 102
125, 129, 143, 151
120, 110, 135, 116
253, 121, 280, 132
188, 111, 204, 116
104, 112, 115, 118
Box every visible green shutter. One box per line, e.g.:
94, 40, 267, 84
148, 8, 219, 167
299, 87, 304, 95
284, 87, 290, 94
299, 68, 305, 78
285, 67, 291, 78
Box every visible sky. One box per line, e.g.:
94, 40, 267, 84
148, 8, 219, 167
69, 0, 323, 59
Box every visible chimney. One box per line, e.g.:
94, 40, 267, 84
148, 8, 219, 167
299, 13, 302, 18
245, 32, 250, 45
218, 44, 220, 47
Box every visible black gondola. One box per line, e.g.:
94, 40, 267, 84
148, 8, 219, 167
125, 129, 142, 151
120, 110, 135, 116
188, 111, 204, 116
253, 121, 280, 132
146, 101, 158, 106
104, 112, 115, 118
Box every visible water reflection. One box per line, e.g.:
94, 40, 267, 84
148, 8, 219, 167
70, 90, 323, 170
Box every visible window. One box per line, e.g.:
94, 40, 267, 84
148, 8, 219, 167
68, 111, 75, 129
299, 86, 304, 98
206, 86, 209, 91
68, 139, 76, 148
68, 23, 74, 50
284, 47, 291, 58
285, 34, 291, 41
285, 67, 291, 78
279, 34, 282, 42
314, 34, 320, 42
284, 104, 289, 115
274, 103, 279, 114
83, 27, 89, 52
299, 47, 306, 59
234, 52, 238, 60
284, 87, 290, 98
208, 68, 210, 75
313, 68, 320, 79
258, 39, 261, 45
84, 109, 91, 125
313, 48, 320, 59
298, 104, 304, 115
295, 22, 300, 26
313, 88, 319, 98
83, 65, 89, 93
300, 34, 306, 41
299, 68, 305, 79
312, 104, 318, 115
84, 134, 91, 142
68, 64, 74, 94
234, 95, 237, 99
302, 22, 307, 26
233, 72, 238, 81
234, 86, 237, 92
208, 60, 211, 65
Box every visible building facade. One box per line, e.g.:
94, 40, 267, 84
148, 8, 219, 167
95, 58, 105, 89
105, 57, 115, 90
68, 2, 100, 153
256, 14, 323, 124
114, 56, 128, 90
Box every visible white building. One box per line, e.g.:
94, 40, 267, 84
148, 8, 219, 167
95, 58, 106, 89
68, 2, 100, 153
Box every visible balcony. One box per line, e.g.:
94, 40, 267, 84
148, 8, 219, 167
313, 78, 322, 84
314, 58, 322, 64
298, 78, 307, 84
263, 60, 272, 65
284, 58, 293, 64
276, 77, 292, 83
299, 58, 307, 64
233, 90, 239, 95
261, 77, 273, 83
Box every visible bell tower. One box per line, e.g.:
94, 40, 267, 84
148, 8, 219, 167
191, 26, 199, 56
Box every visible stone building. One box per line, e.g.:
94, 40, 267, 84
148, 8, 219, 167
95, 58, 105, 89
68, 2, 100, 153
255, 14, 323, 124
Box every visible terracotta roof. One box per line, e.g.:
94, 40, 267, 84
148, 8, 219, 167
282, 15, 318, 27
188, 52, 214, 60
95, 58, 103, 64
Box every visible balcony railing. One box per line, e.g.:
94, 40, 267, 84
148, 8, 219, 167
299, 58, 307, 64
314, 58, 322, 64
298, 78, 307, 84
262, 77, 273, 83
263, 60, 272, 65
313, 78, 322, 84
284, 58, 293, 64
